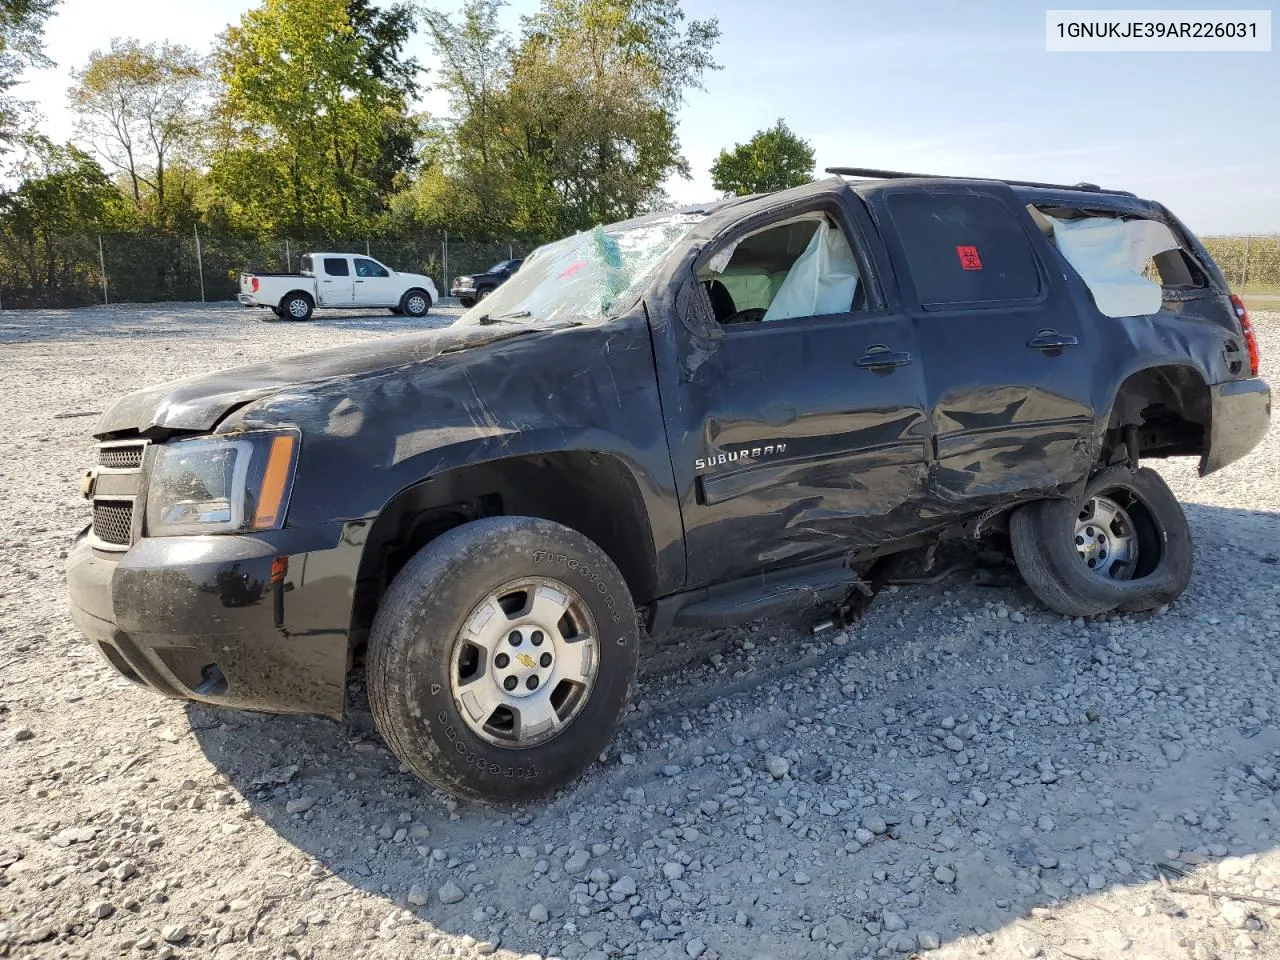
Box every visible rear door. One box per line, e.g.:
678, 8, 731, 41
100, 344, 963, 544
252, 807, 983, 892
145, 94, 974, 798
656, 194, 932, 589
873, 185, 1096, 510
352, 257, 399, 306
317, 256, 354, 306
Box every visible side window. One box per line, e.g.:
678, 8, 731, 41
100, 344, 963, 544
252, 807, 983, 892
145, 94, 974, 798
887, 192, 1041, 307
1033, 207, 1197, 317
699, 213, 865, 326
323, 257, 350, 277
300, 254, 314, 275
355, 258, 389, 278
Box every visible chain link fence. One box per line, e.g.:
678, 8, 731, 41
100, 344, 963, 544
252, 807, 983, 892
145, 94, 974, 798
0, 230, 1276, 311
0, 232, 532, 309
1201, 235, 1280, 303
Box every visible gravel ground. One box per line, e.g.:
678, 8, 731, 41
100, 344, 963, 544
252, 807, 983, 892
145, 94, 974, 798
1, 302, 1278, 960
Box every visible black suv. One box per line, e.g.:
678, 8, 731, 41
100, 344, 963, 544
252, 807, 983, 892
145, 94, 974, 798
68, 172, 1269, 802
450, 258, 523, 307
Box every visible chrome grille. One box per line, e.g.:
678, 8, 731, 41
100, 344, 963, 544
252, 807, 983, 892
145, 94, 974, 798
98, 444, 145, 469
92, 500, 133, 545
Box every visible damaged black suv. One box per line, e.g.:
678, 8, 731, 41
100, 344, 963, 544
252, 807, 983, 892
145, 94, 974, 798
67, 171, 1270, 802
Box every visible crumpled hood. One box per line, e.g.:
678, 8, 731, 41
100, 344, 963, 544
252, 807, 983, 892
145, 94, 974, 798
95, 325, 526, 437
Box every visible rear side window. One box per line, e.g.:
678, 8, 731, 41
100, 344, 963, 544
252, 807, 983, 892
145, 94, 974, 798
324, 257, 350, 277
887, 192, 1041, 307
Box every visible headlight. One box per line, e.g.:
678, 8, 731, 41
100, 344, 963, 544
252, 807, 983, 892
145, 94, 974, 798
146, 431, 299, 537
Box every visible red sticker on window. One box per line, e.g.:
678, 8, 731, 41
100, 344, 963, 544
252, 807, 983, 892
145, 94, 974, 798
956, 245, 982, 270
558, 261, 587, 279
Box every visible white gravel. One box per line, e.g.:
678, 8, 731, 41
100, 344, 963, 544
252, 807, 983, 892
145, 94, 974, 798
1, 302, 1278, 960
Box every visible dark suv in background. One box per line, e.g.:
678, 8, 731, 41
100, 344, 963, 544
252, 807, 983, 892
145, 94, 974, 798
450, 258, 524, 307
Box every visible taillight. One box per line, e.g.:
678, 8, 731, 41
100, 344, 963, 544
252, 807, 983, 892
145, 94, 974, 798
1230, 294, 1260, 377
251, 277, 260, 293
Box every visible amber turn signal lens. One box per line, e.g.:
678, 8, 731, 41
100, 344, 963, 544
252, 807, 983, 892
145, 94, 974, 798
252, 434, 297, 530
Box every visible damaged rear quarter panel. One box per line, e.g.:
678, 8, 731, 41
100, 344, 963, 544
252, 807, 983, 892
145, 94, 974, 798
216, 316, 685, 596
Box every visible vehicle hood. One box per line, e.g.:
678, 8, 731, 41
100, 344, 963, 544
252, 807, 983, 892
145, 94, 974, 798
399, 272, 437, 287
95, 324, 527, 437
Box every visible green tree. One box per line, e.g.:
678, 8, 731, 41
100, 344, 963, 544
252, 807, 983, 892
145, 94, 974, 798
0, 136, 123, 303
67, 39, 207, 221
208, 0, 421, 233
419, 0, 513, 233
710, 119, 814, 197
421, 0, 719, 239
0, 0, 58, 151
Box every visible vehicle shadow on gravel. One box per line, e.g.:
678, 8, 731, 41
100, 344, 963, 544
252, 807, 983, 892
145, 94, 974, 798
187, 504, 1280, 959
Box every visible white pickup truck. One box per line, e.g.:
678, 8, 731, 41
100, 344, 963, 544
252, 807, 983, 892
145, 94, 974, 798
238, 252, 439, 321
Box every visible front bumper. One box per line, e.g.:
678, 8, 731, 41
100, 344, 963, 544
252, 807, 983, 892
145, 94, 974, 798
1202, 376, 1271, 476
66, 523, 360, 719
450, 285, 475, 298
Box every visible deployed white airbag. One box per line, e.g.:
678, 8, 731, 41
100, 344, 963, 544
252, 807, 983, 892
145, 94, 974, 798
762, 220, 859, 322
1044, 214, 1179, 318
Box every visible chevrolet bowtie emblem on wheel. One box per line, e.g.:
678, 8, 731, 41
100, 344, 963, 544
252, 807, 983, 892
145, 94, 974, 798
515, 653, 536, 669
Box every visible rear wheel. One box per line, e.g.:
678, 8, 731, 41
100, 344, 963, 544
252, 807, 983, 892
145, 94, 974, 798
1010, 466, 1192, 617
367, 516, 638, 802
281, 293, 313, 321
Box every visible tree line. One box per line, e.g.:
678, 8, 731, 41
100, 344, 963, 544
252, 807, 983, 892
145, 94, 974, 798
0, 0, 821, 305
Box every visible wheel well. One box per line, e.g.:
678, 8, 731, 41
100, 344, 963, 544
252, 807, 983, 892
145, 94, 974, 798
347, 451, 658, 650
1105, 365, 1210, 462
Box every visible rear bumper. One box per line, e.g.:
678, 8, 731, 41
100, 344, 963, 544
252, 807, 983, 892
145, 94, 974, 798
1202, 377, 1271, 476
66, 522, 361, 719
237, 294, 262, 307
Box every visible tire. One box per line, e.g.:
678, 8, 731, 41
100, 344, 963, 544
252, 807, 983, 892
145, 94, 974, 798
459, 297, 476, 308
388, 306, 403, 315
401, 288, 431, 317
477, 288, 491, 302
1010, 466, 1192, 617
367, 516, 639, 802
281, 293, 313, 321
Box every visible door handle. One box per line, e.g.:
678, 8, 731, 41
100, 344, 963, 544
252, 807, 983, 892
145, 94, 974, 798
354, 279, 365, 283
322, 279, 333, 283
1027, 329, 1079, 352
856, 345, 913, 371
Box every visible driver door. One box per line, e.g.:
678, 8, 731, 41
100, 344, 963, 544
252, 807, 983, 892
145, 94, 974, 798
352, 257, 398, 306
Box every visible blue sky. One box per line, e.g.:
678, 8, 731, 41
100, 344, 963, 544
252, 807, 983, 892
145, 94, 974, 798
17, 0, 1279, 232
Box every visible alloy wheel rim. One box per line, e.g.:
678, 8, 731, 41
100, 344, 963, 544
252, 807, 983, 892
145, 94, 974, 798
288, 299, 308, 318
1073, 493, 1139, 580
408, 295, 426, 314
449, 577, 599, 747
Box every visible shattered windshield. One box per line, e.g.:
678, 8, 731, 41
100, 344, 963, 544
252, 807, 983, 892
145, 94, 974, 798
454, 213, 705, 327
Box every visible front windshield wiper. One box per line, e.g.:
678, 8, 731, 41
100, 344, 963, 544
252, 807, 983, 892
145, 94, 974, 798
477, 310, 532, 325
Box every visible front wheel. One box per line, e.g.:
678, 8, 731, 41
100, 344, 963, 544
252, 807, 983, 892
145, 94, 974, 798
1010, 466, 1192, 617
367, 517, 639, 802
401, 289, 431, 317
